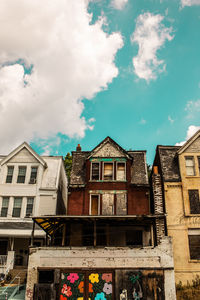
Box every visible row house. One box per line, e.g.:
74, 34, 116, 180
152, 129, 200, 285
0, 142, 68, 280
27, 137, 176, 300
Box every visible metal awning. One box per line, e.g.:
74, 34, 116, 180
33, 214, 165, 237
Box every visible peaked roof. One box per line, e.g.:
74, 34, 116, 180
177, 129, 200, 154
0, 142, 47, 167
88, 136, 132, 159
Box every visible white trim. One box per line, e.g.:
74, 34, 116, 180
89, 194, 100, 215
103, 161, 114, 181
90, 161, 100, 181
0, 142, 47, 167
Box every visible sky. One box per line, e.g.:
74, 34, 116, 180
0, 0, 200, 164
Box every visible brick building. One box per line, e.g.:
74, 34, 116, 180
27, 137, 176, 300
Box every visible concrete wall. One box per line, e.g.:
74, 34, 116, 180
26, 237, 176, 300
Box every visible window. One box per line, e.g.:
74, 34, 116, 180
198, 157, 200, 175
116, 193, 127, 215
26, 197, 34, 217
126, 230, 143, 247
17, 166, 26, 183
102, 193, 114, 215
116, 162, 126, 181
103, 163, 113, 180
188, 229, 200, 260
189, 190, 200, 214
91, 163, 100, 180
12, 197, 22, 217
6, 166, 14, 183
185, 157, 195, 176
90, 195, 100, 215
1, 197, 9, 217
29, 167, 38, 184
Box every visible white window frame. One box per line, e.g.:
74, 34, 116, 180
25, 197, 34, 217
185, 156, 195, 176
116, 161, 126, 181
89, 194, 100, 216
90, 162, 100, 181
103, 162, 114, 181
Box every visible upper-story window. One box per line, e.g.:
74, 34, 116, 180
103, 162, 114, 180
0, 197, 9, 217
116, 162, 126, 181
26, 197, 34, 217
29, 167, 38, 184
12, 197, 22, 217
188, 189, 200, 214
198, 157, 200, 175
17, 166, 27, 183
185, 156, 195, 176
91, 163, 100, 180
6, 166, 14, 183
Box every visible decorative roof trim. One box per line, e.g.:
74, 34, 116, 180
177, 129, 200, 154
0, 142, 47, 167
87, 136, 132, 159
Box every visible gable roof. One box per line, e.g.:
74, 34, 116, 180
155, 146, 181, 182
70, 137, 149, 187
177, 129, 200, 154
0, 142, 47, 167
88, 136, 132, 159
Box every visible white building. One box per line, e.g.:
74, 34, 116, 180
0, 142, 68, 279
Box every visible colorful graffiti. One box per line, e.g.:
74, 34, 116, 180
60, 272, 113, 300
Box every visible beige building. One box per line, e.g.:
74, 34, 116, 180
0, 142, 68, 281
153, 130, 200, 285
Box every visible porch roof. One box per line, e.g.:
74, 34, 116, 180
33, 214, 165, 236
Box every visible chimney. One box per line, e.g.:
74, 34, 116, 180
76, 144, 81, 152
153, 166, 158, 175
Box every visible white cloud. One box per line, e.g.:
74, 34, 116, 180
131, 13, 174, 82
0, 0, 123, 153
181, 0, 200, 7
175, 125, 200, 146
139, 118, 147, 125
168, 115, 174, 124
111, 0, 128, 10
185, 99, 200, 118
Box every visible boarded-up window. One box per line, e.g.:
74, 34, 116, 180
188, 230, 200, 259
103, 163, 113, 180
189, 190, 200, 214
90, 195, 99, 215
185, 157, 195, 176
102, 193, 114, 215
116, 193, 127, 215
91, 163, 100, 180
116, 162, 126, 181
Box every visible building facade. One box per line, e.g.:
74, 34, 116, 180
0, 142, 68, 279
152, 129, 200, 285
27, 137, 176, 300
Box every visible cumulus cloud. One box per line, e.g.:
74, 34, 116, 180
0, 0, 123, 153
175, 125, 200, 146
131, 13, 174, 81
181, 0, 200, 7
111, 0, 128, 10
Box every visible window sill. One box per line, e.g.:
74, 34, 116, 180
185, 214, 200, 217
89, 180, 127, 183
189, 259, 200, 263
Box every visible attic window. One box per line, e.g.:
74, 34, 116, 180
91, 163, 100, 180
103, 163, 113, 180
17, 166, 27, 183
116, 162, 126, 181
6, 166, 14, 183
185, 157, 195, 176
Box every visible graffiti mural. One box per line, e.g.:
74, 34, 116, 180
88, 272, 113, 300
60, 272, 84, 299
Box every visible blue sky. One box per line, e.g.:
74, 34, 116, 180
0, 0, 200, 164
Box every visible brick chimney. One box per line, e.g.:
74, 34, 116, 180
76, 144, 81, 152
